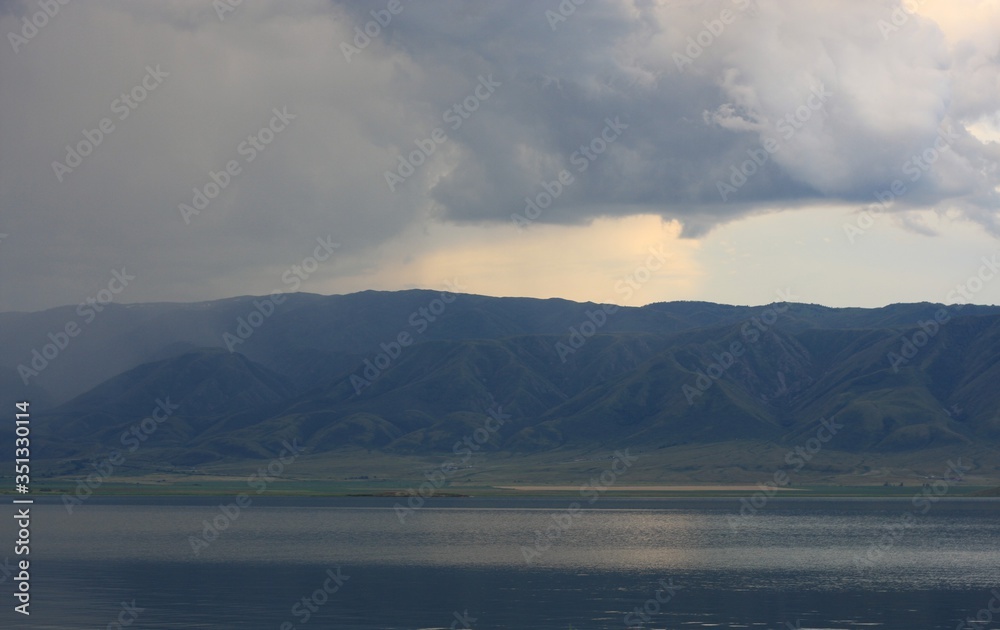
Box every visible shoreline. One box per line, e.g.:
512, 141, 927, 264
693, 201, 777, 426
5, 482, 997, 500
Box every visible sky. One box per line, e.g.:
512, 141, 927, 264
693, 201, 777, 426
1, 0, 999, 312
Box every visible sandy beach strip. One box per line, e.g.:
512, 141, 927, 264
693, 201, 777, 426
494, 484, 805, 492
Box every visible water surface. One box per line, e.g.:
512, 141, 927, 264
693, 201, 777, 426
4, 497, 998, 628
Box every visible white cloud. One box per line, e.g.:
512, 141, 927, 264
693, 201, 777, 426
0, 0, 998, 311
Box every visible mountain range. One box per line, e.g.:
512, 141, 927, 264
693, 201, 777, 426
4, 291, 1000, 478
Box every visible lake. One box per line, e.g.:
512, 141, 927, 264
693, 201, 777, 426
4, 497, 999, 628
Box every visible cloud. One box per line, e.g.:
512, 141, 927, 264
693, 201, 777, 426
323, 214, 702, 305
407, 0, 1000, 230
0, 0, 998, 311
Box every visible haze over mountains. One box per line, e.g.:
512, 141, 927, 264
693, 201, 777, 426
4, 290, 1000, 474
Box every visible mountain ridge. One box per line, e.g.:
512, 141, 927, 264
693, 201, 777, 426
7, 291, 1000, 477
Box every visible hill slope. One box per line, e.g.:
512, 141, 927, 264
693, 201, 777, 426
10, 292, 1000, 476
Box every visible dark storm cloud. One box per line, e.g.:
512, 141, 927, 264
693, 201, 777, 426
358, 0, 1000, 233
0, 0, 997, 311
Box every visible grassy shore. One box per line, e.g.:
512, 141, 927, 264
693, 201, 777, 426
4, 477, 997, 499
9, 442, 1000, 499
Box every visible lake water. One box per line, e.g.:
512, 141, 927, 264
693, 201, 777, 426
4, 497, 999, 629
